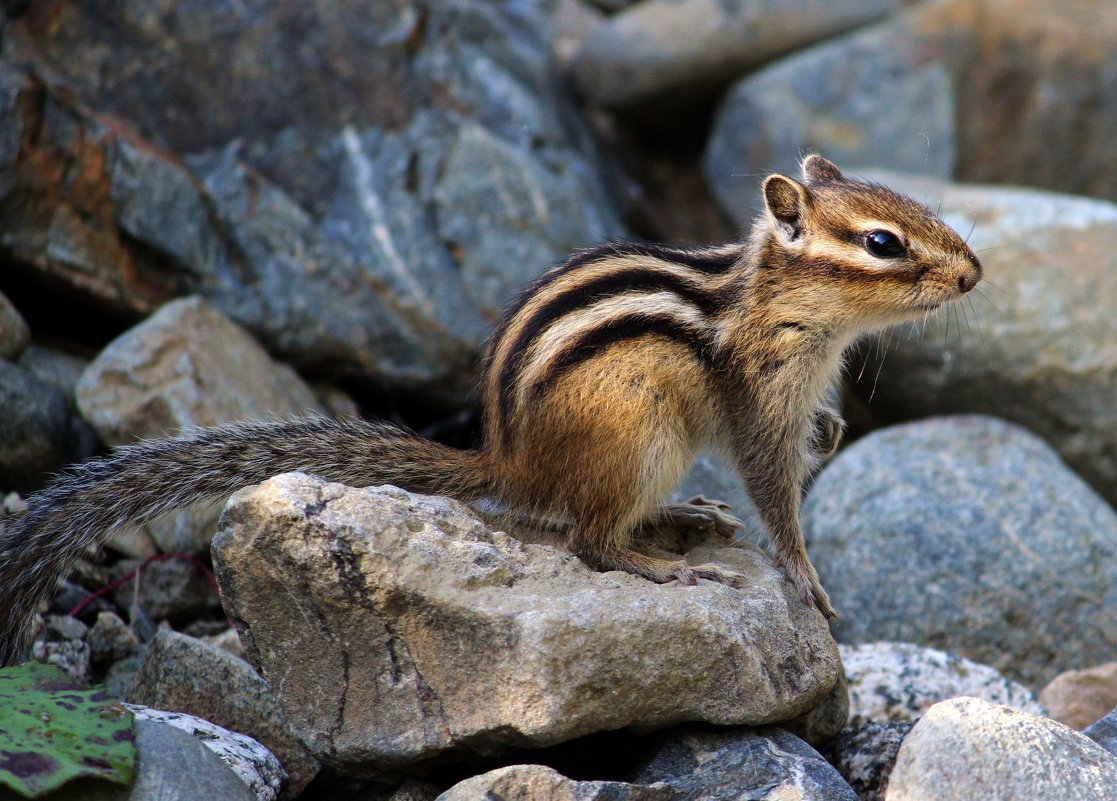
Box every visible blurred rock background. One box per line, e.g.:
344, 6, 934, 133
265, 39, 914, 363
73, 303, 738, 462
4, 1, 1117, 800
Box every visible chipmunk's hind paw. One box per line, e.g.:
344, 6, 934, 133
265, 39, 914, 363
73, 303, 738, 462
656, 496, 745, 539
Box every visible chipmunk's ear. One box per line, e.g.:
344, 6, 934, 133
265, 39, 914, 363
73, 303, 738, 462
762, 174, 810, 240
801, 155, 843, 184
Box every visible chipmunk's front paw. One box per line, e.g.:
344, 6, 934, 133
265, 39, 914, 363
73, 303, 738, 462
811, 408, 845, 460
658, 496, 745, 539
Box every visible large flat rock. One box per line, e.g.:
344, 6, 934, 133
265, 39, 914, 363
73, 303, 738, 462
211, 474, 840, 774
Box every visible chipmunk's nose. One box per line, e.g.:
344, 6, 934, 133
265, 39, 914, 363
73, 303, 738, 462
958, 273, 977, 293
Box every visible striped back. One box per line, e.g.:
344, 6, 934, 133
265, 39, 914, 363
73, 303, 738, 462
481, 242, 745, 448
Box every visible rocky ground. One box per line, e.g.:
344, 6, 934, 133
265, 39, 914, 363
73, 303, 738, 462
2, 1, 1117, 800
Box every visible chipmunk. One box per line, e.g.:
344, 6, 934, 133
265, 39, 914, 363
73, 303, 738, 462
0, 156, 981, 666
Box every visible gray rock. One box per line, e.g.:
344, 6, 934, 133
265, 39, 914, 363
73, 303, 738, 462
199, 626, 249, 662
212, 474, 841, 774
16, 342, 88, 398
102, 650, 147, 701
124, 605, 158, 645
125, 705, 286, 801
573, 0, 915, 110
439, 765, 671, 801
29, 614, 92, 681
0, 359, 98, 491
634, 726, 858, 800
804, 416, 1117, 687
0, 288, 28, 359
705, 13, 955, 221
823, 721, 913, 801
705, 0, 1117, 216
427, 117, 616, 323
109, 557, 218, 624
127, 629, 320, 797
0, 2, 623, 400
87, 611, 141, 665
175, 140, 483, 399
551, 0, 605, 70
48, 578, 114, 621
28, 638, 90, 683
781, 666, 850, 747
42, 613, 90, 642
886, 697, 1117, 801
844, 172, 1117, 510
77, 296, 321, 443
102, 525, 160, 562
388, 782, 441, 801
27, 614, 91, 681
52, 717, 259, 801
439, 733, 861, 801
77, 296, 322, 555
1084, 707, 1117, 757
841, 642, 1043, 727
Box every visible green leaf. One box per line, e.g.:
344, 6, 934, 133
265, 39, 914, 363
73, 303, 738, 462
0, 663, 135, 797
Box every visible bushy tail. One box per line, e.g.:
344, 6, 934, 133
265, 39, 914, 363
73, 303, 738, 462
0, 416, 494, 666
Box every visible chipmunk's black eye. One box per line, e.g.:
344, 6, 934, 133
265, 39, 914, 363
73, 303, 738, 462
864, 230, 905, 258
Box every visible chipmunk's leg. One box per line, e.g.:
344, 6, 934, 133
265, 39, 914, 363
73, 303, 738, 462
561, 438, 746, 587
508, 341, 746, 587
474, 503, 570, 535
732, 426, 836, 619
748, 483, 833, 618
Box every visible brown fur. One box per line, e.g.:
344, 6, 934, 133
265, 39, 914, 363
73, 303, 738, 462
0, 156, 980, 665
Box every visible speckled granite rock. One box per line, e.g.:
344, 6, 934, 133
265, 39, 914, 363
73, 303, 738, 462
824, 721, 913, 801
841, 642, 1043, 726
804, 416, 1117, 687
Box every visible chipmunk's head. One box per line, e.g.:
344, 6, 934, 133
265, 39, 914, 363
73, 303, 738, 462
757, 155, 981, 328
